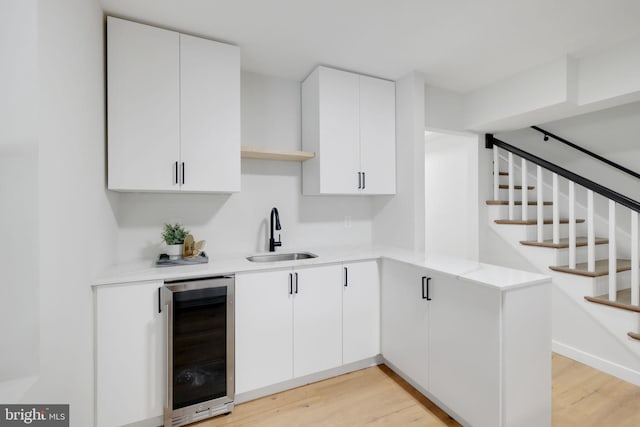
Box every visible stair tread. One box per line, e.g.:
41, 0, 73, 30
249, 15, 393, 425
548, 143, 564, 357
628, 331, 640, 341
550, 259, 632, 277
584, 288, 640, 313
499, 184, 535, 190
520, 237, 609, 249
495, 218, 585, 225
486, 200, 553, 206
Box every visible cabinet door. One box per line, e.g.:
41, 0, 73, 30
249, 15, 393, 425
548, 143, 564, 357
359, 75, 396, 195
317, 67, 360, 194
380, 259, 428, 390
293, 264, 343, 377
107, 17, 180, 191
343, 261, 380, 364
95, 281, 164, 427
235, 270, 293, 394
179, 34, 240, 193
428, 271, 501, 427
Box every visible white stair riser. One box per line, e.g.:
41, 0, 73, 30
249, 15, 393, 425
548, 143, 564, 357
593, 270, 632, 296
548, 270, 598, 297
555, 244, 609, 265
490, 220, 585, 241
524, 244, 609, 266
489, 204, 553, 219
497, 188, 536, 198
548, 267, 631, 297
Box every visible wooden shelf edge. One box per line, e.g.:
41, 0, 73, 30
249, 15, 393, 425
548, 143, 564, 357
241, 146, 315, 162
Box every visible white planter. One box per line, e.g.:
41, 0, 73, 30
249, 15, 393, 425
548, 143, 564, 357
165, 244, 184, 260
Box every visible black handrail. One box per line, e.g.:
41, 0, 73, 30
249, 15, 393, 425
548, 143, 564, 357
486, 134, 640, 213
530, 126, 640, 181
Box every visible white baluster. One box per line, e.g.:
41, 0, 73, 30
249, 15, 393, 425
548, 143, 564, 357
587, 190, 595, 273
552, 173, 559, 245
508, 152, 514, 220
521, 159, 528, 221
632, 210, 639, 306
537, 166, 543, 243
609, 200, 617, 301
569, 181, 576, 269
493, 147, 499, 201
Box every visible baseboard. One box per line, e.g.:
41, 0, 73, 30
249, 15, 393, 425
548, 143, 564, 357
235, 355, 382, 404
552, 340, 640, 387
123, 416, 162, 427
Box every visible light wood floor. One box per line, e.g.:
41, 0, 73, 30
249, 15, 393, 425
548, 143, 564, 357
195, 354, 640, 427
552, 353, 640, 427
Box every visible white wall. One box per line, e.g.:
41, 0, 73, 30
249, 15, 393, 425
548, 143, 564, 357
0, 145, 39, 388
15, 2, 120, 427
424, 85, 464, 133
465, 56, 576, 131
115, 71, 373, 262
425, 132, 479, 260
0, 0, 40, 399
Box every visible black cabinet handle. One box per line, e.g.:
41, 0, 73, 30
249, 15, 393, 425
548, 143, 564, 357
424, 276, 432, 301
294, 272, 299, 294
174, 161, 178, 185
421, 276, 432, 300
362, 172, 366, 189
289, 273, 293, 295
158, 287, 162, 313
181, 162, 185, 185
344, 267, 348, 287
358, 172, 362, 189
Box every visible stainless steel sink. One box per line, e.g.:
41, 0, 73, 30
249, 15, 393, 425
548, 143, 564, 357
246, 252, 318, 263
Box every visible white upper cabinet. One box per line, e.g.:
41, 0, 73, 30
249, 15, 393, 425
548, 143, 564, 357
359, 76, 396, 194
302, 66, 396, 195
107, 17, 240, 193
179, 33, 240, 192
107, 17, 180, 192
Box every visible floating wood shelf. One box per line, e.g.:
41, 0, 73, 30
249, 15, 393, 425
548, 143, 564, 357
241, 146, 315, 162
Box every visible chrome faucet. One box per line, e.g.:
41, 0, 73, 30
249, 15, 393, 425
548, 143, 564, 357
269, 207, 282, 252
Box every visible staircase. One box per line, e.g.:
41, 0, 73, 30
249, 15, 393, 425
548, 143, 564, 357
485, 134, 640, 384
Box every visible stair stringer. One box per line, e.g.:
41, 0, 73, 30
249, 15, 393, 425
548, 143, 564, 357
487, 219, 640, 386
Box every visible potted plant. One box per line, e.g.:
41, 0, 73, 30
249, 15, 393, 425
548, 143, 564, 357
162, 223, 189, 259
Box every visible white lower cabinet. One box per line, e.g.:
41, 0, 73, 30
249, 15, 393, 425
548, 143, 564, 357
235, 264, 343, 393
94, 257, 548, 427
381, 259, 550, 427
292, 265, 343, 377
380, 260, 429, 390
342, 260, 380, 364
234, 269, 294, 394
428, 270, 501, 427
95, 280, 164, 427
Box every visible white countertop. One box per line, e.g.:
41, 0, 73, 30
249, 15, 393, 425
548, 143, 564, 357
93, 245, 549, 291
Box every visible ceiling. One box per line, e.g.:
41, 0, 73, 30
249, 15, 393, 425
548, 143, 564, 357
498, 101, 640, 164
542, 100, 640, 152
100, 0, 640, 93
